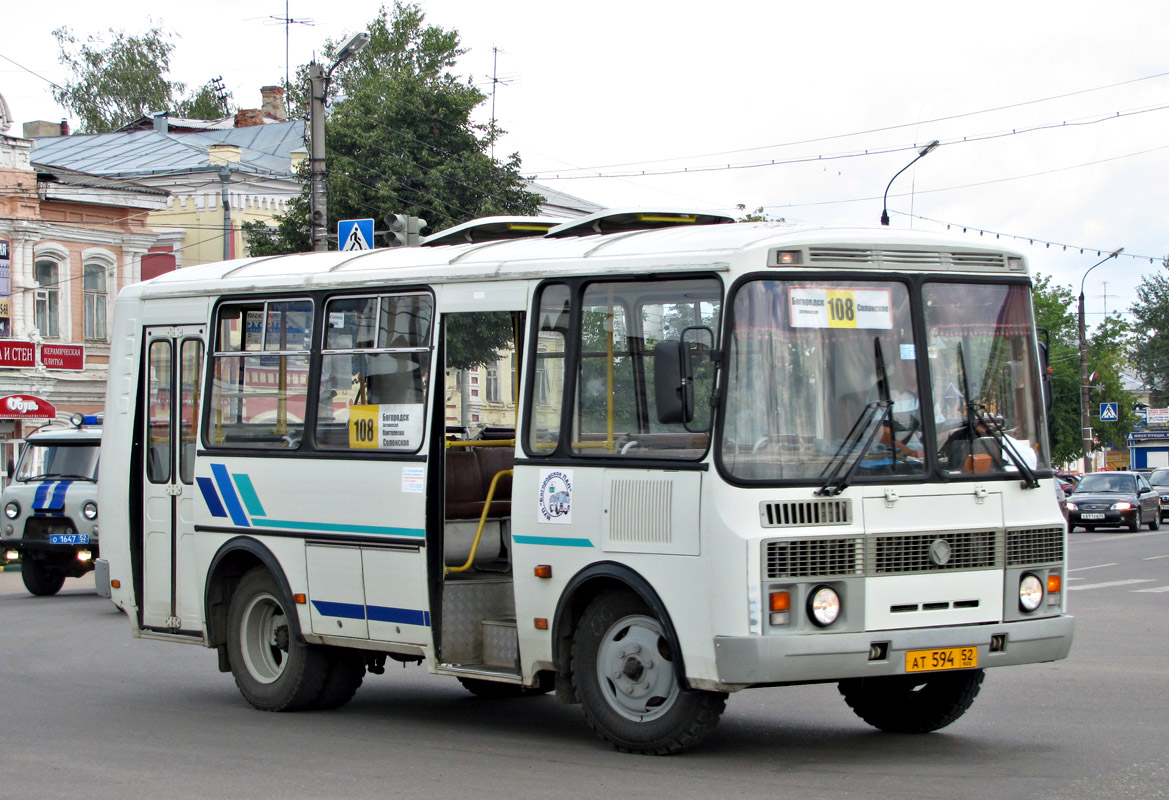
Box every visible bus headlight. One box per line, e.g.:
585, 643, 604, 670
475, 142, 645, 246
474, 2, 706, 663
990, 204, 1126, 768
83, 501, 98, 520
1019, 574, 1044, 612
808, 585, 841, 627
4, 501, 19, 519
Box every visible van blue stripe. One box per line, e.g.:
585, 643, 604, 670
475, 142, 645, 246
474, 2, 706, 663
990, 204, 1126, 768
232, 473, 267, 517
196, 477, 227, 518
49, 481, 72, 511
512, 535, 594, 548
210, 463, 249, 527
311, 600, 366, 620
33, 482, 54, 510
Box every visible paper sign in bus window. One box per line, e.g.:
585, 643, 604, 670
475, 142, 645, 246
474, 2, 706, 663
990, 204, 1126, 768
348, 404, 424, 450
788, 287, 893, 330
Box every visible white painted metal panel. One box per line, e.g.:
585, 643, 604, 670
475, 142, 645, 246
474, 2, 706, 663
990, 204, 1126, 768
306, 545, 369, 639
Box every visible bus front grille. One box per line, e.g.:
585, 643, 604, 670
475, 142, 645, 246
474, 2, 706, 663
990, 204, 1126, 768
868, 530, 1000, 574
760, 499, 852, 528
765, 537, 864, 579
1005, 526, 1065, 566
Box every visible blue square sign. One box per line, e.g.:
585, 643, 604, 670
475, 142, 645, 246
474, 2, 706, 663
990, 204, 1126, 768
1099, 402, 1118, 422
338, 218, 375, 251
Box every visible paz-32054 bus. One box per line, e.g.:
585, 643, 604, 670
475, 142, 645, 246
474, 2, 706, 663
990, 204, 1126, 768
97, 210, 1073, 754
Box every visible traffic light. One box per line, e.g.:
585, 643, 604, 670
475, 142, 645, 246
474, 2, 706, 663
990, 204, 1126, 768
386, 214, 408, 247
384, 214, 427, 247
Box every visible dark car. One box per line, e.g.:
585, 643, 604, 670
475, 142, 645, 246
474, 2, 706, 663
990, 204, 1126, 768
1067, 471, 1161, 532
1148, 468, 1169, 522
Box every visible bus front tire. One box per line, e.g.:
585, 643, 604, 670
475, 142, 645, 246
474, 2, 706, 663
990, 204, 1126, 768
226, 567, 329, 712
22, 559, 66, 596
571, 591, 726, 755
838, 668, 985, 733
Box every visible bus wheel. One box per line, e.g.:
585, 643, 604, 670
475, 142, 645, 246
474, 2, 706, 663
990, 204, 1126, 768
22, 559, 66, 596
226, 567, 329, 712
571, 592, 726, 754
311, 648, 366, 710
457, 675, 553, 698
838, 669, 985, 733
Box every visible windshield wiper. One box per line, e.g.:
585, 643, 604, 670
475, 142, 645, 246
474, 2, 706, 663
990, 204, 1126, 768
955, 344, 1038, 490
817, 338, 893, 496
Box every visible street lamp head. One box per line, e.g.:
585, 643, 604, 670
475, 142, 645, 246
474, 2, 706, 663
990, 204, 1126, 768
335, 32, 371, 65
880, 140, 940, 226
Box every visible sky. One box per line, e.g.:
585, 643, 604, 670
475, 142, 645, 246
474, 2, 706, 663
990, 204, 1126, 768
2, 0, 1168, 330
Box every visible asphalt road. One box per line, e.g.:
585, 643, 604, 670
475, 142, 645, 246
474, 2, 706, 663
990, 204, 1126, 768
1, 529, 1166, 800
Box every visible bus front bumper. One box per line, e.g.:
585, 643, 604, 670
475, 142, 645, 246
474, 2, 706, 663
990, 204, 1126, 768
712, 615, 1074, 687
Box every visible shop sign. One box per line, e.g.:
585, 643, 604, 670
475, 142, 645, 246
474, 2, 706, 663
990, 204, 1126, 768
0, 394, 56, 420
40, 343, 85, 371
0, 341, 35, 368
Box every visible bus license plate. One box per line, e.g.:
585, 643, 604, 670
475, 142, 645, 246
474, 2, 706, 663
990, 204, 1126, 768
1080, 513, 1105, 520
49, 534, 89, 545
905, 646, 978, 673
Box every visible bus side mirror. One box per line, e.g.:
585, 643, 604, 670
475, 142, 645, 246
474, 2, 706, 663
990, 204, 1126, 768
653, 340, 693, 424
6, 458, 12, 479
1038, 335, 1053, 415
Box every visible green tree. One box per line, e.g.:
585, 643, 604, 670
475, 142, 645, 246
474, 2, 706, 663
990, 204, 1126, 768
1032, 273, 1137, 466
1129, 256, 1169, 406
735, 204, 784, 223
52, 26, 234, 133
243, 1, 540, 255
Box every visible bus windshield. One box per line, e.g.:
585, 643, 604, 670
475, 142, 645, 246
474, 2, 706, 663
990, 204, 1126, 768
719, 278, 1049, 483
16, 443, 100, 482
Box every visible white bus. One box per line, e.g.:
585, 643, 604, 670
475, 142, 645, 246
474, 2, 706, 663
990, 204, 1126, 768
98, 210, 1073, 754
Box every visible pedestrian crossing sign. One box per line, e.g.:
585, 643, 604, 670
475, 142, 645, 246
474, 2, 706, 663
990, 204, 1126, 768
1100, 402, 1118, 422
338, 218, 375, 251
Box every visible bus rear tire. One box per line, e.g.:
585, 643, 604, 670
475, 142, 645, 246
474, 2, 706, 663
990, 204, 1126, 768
22, 559, 66, 596
838, 668, 985, 733
571, 591, 725, 755
226, 567, 329, 712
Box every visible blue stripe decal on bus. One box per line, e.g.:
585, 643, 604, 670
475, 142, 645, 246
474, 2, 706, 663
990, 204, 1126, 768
48, 481, 72, 511
33, 482, 54, 510
367, 605, 431, 627
210, 463, 249, 527
311, 600, 366, 620
512, 535, 595, 548
196, 477, 228, 518
232, 473, 267, 517
250, 518, 425, 538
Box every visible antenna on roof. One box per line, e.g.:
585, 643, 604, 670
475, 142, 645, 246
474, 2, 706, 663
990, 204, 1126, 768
487, 47, 515, 162
267, 1, 315, 116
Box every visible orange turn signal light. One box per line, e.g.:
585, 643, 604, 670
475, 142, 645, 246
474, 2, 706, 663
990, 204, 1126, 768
534, 618, 549, 630
534, 565, 552, 579
1047, 574, 1062, 594
769, 591, 791, 612
110, 579, 121, 589
293, 593, 307, 604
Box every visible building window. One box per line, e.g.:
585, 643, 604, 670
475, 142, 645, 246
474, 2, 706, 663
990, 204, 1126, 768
34, 259, 60, 338
486, 364, 500, 403
83, 262, 108, 340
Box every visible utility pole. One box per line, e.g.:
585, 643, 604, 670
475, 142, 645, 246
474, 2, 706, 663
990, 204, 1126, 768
219, 166, 232, 261
1078, 247, 1124, 474
308, 61, 328, 252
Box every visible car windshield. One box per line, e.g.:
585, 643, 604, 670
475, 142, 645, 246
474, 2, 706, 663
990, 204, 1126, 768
15, 443, 100, 482
1148, 470, 1169, 487
1074, 473, 1135, 494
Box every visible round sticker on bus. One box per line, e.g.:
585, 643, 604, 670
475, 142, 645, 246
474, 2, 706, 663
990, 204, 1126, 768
538, 469, 573, 524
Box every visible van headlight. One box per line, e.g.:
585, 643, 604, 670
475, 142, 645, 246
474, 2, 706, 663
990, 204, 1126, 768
4, 501, 19, 519
82, 501, 98, 520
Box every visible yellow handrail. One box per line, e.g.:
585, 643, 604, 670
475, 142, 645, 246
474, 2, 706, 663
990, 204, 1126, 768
446, 438, 516, 449
445, 468, 512, 574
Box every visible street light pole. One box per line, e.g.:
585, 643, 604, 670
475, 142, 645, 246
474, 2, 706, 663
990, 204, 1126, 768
308, 31, 371, 253
880, 140, 940, 226
1078, 247, 1124, 473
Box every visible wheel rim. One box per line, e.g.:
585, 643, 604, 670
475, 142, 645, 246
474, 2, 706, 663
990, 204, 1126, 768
595, 613, 679, 722
239, 591, 290, 684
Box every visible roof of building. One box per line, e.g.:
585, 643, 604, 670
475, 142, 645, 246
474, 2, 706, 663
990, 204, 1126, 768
35, 164, 169, 197
29, 120, 305, 180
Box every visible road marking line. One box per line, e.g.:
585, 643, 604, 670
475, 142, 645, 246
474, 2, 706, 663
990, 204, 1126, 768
1133, 585, 1169, 593
1143, 555, 1169, 561
1069, 563, 1118, 572
1068, 579, 1154, 591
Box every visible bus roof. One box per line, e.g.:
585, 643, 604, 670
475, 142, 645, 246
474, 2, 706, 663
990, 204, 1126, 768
129, 219, 1029, 300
